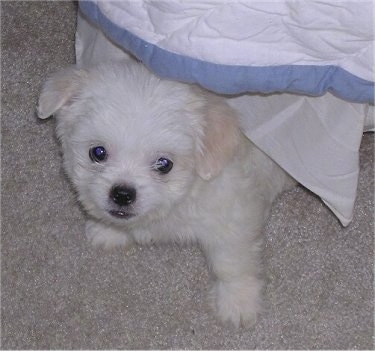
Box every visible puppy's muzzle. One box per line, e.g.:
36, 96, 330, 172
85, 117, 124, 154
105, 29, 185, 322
108, 185, 137, 219
110, 185, 136, 206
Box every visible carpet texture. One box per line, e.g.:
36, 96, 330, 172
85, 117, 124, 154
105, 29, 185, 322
1, 2, 374, 349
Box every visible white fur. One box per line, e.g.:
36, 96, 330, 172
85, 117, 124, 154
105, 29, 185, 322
38, 60, 294, 327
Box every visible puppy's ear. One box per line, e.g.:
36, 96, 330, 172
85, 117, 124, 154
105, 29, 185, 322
37, 67, 87, 119
196, 95, 241, 180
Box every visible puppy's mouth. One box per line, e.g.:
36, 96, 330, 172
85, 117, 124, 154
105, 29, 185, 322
108, 210, 136, 220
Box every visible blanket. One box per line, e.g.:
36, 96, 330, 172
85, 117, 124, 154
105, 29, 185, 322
76, 0, 374, 225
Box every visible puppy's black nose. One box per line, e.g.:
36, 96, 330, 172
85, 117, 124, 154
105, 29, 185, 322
110, 185, 136, 206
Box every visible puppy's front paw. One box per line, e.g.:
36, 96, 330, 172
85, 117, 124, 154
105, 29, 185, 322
210, 277, 262, 328
85, 220, 133, 250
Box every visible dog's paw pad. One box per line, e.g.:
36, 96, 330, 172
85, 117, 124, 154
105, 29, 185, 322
210, 278, 261, 328
85, 221, 133, 250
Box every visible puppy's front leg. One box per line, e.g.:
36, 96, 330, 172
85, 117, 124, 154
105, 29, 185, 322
85, 219, 134, 250
203, 235, 263, 328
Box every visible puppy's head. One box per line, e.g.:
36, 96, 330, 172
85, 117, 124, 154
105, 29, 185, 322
38, 61, 240, 225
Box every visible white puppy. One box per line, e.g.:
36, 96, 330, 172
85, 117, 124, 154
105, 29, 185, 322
38, 60, 294, 327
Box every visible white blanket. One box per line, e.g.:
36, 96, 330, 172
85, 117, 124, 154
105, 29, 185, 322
76, 0, 374, 225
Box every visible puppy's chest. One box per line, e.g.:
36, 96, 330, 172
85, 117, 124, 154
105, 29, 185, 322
153, 202, 204, 242
151, 190, 241, 243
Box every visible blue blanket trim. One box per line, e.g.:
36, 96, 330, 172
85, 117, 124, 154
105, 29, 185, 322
79, 1, 374, 103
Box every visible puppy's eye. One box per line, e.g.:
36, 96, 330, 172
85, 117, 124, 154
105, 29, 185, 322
89, 146, 107, 163
154, 157, 173, 174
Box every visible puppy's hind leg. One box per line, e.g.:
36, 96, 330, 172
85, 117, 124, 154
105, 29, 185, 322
85, 219, 134, 250
202, 233, 263, 328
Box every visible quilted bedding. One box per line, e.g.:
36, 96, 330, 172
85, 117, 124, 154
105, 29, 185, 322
76, 0, 374, 225
78, 0, 374, 101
